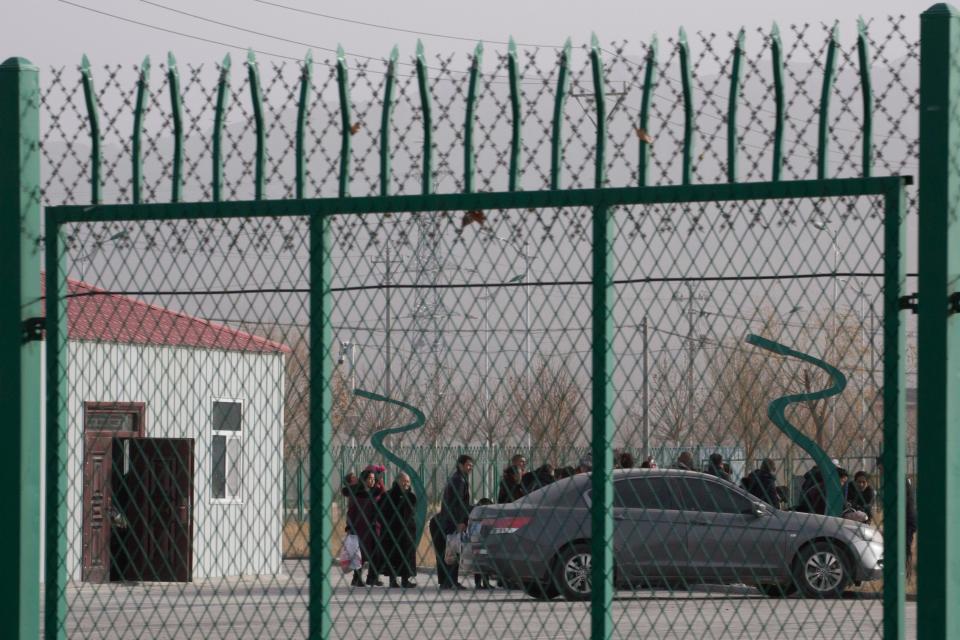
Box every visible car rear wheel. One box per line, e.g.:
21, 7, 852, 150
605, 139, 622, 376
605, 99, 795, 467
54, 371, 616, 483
794, 541, 851, 598
553, 544, 593, 601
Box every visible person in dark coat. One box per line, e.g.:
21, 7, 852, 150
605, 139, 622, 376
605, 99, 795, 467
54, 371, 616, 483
707, 453, 733, 483
846, 471, 876, 522
341, 469, 385, 586
379, 472, 417, 588
741, 458, 783, 508
798, 465, 848, 515
522, 464, 555, 494
497, 465, 525, 503
431, 454, 474, 589
876, 456, 918, 577
674, 451, 695, 471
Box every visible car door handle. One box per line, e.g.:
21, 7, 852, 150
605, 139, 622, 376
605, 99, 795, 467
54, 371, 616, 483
613, 514, 626, 521
692, 519, 710, 526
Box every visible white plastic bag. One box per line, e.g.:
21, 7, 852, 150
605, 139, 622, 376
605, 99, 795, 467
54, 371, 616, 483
339, 534, 363, 573
444, 532, 463, 565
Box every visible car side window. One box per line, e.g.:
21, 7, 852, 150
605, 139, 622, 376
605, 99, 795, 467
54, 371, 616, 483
678, 477, 752, 514
614, 478, 683, 510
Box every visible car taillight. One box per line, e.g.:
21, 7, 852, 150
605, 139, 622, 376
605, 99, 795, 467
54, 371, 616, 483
486, 516, 532, 535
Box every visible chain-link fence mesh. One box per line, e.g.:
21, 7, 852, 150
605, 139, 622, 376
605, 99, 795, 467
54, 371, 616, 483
37, 15, 916, 640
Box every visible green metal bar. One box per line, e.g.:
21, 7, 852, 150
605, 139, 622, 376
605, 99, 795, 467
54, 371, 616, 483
0, 56, 41, 640
309, 210, 334, 639
336, 46, 351, 199
297, 458, 305, 521
415, 41, 433, 196
745, 335, 846, 516
464, 41, 483, 194
550, 38, 572, 190
356, 389, 428, 541
212, 54, 231, 202
590, 202, 614, 640
247, 49, 265, 200
727, 29, 745, 183
770, 23, 785, 182
857, 17, 873, 178
590, 34, 606, 189
817, 23, 839, 180
882, 179, 907, 640
43, 215, 68, 640
49, 176, 911, 223
638, 36, 657, 187
167, 52, 184, 203
918, 5, 960, 639
507, 37, 521, 192
678, 28, 695, 185
79, 55, 101, 204
132, 55, 150, 205
380, 46, 399, 197
296, 51, 313, 200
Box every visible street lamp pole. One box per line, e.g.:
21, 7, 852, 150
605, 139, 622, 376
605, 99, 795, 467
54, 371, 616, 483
523, 239, 532, 393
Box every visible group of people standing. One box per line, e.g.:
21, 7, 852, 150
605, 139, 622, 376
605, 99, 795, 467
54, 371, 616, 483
340, 465, 418, 588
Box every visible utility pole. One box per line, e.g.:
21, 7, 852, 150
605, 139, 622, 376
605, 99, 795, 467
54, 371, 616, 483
642, 315, 649, 461
379, 244, 394, 398
674, 283, 708, 438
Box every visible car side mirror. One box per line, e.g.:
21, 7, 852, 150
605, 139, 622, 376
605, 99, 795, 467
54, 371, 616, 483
752, 502, 767, 518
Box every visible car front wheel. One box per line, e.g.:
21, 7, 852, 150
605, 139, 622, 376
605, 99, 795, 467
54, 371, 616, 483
553, 544, 593, 601
794, 541, 851, 598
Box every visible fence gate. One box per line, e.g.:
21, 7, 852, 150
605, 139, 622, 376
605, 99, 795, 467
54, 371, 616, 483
12, 8, 960, 640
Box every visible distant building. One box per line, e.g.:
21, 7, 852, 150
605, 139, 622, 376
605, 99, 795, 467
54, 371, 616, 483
42, 278, 288, 583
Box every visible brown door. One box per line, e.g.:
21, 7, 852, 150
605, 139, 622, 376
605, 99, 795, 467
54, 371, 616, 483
81, 402, 145, 583
114, 438, 194, 582
81, 434, 113, 583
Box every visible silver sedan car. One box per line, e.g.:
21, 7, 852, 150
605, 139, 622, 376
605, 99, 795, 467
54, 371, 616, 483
467, 469, 883, 600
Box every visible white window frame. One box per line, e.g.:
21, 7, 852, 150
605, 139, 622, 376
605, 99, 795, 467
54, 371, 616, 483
211, 397, 244, 504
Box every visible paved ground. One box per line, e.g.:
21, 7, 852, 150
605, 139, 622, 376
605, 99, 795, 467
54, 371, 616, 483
47, 560, 914, 639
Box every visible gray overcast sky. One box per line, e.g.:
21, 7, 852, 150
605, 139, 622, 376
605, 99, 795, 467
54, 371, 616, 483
2, 0, 938, 68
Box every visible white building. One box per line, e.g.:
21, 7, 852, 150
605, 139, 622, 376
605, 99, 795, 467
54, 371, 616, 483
45, 277, 288, 582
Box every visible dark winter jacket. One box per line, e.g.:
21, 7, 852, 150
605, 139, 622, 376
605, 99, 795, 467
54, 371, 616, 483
846, 484, 876, 522
707, 463, 733, 484
497, 467, 526, 503
341, 483, 385, 565
379, 483, 418, 578
742, 469, 781, 507
437, 469, 471, 534
522, 466, 555, 494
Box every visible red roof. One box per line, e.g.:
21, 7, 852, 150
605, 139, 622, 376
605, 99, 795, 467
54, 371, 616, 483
44, 276, 290, 354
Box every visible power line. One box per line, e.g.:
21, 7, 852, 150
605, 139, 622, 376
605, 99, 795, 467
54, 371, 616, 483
137, 0, 544, 84
58, 0, 310, 64
56, 271, 892, 302
252, 0, 562, 49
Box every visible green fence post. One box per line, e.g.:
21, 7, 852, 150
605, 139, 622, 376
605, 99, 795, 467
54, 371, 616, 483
296, 51, 313, 200
132, 55, 150, 205
770, 23, 785, 181
167, 52, 184, 203
507, 37, 521, 192
79, 55, 101, 204
882, 178, 908, 640
0, 56, 41, 640
44, 213, 67, 640
918, 4, 960, 639
591, 198, 614, 640
309, 210, 334, 639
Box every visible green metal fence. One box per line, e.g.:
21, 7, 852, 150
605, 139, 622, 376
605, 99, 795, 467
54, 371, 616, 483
5, 7, 960, 640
